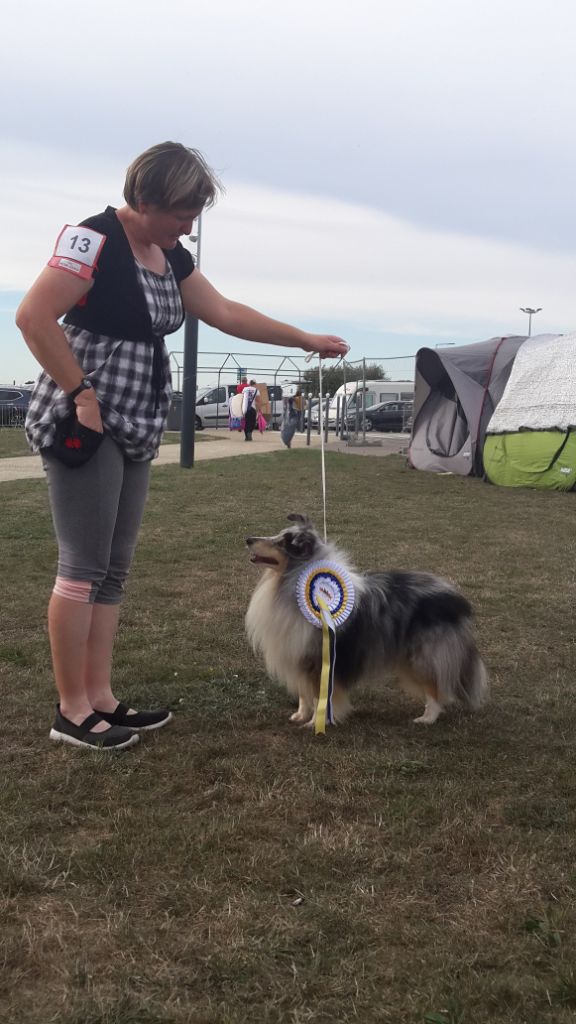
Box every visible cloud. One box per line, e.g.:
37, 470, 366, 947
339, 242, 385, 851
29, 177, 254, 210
2, 137, 575, 383
3, 139, 575, 339
2, 0, 576, 251
203, 182, 576, 336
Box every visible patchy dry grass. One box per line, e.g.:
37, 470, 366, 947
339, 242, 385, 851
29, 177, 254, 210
2, 452, 576, 1023
0, 427, 32, 458
0, 428, 222, 460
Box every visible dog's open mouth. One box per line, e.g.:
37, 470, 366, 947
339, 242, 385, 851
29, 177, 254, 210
249, 554, 279, 565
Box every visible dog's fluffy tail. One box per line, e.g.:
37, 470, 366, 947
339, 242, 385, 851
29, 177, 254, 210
459, 643, 489, 710
416, 627, 489, 711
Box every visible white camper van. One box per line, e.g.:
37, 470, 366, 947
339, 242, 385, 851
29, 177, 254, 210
310, 380, 414, 426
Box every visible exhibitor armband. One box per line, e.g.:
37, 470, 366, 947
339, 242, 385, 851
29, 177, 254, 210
48, 225, 106, 280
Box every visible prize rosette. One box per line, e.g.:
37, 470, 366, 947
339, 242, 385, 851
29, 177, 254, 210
296, 561, 355, 734
296, 561, 355, 629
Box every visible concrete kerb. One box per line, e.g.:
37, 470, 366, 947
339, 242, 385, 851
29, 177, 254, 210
0, 430, 409, 484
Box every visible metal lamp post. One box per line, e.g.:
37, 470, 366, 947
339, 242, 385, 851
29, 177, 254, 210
520, 306, 542, 337
180, 213, 202, 468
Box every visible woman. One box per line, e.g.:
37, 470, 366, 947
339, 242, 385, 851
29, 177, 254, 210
16, 142, 349, 751
241, 379, 261, 441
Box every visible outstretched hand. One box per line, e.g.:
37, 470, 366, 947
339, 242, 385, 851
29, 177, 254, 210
302, 334, 349, 359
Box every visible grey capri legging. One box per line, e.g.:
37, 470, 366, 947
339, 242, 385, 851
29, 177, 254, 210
42, 435, 151, 605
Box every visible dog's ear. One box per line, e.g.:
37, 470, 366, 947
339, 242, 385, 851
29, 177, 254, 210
287, 513, 312, 526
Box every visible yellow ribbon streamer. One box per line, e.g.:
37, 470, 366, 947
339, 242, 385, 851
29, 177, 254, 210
314, 595, 332, 736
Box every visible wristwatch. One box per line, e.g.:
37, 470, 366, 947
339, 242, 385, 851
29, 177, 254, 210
68, 378, 94, 400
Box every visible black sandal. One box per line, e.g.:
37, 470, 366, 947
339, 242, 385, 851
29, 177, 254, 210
49, 706, 139, 750
94, 701, 173, 731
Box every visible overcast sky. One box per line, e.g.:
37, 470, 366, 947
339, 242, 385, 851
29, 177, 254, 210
2, 0, 576, 385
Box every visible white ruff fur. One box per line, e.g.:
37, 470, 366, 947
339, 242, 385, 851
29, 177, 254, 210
245, 569, 314, 695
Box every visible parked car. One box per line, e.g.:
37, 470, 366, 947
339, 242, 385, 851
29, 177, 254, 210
347, 400, 413, 433
169, 383, 285, 431
0, 385, 33, 427
310, 381, 414, 427
303, 397, 329, 427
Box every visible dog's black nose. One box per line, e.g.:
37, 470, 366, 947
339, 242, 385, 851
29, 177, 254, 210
246, 537, 255, 546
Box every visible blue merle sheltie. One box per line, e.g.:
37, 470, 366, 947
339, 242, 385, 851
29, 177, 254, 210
245, 514, 488, 727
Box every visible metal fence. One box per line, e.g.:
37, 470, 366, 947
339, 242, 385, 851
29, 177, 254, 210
167, 349, 415, 439
0, 407, 27, 428
169, 349, 415, 392
1, 351, 416, 437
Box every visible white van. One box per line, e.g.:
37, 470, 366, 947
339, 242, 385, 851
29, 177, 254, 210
193, 383, 284, 430
310, 380, 414, 426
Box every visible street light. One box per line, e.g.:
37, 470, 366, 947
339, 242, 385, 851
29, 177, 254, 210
520, 306, 542, 337
180, 213, 202, 468
189, 215, 202, 268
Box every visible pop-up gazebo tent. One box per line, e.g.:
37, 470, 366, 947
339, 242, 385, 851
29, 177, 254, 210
483, 333, 576, 490
409, 336, 528, 476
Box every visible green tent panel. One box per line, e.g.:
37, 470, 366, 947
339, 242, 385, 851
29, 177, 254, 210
484, 430, 576, 491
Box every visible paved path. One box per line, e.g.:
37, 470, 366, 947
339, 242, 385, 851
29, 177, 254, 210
0, 430, 409, 483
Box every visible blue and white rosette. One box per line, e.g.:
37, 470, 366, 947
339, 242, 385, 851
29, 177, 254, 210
296, 561, 355, 734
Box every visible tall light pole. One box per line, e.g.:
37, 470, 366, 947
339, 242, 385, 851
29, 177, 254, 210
180, 213, 202, 468
520, 306, 542, 337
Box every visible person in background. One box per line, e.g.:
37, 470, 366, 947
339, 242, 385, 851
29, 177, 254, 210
281, 390, 301, 448
16, 141, 349, 752
236, 376, 248, 394
242, 379, 261, 441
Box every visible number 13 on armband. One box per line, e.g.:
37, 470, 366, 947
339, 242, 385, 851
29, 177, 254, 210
48, 224, 106, 280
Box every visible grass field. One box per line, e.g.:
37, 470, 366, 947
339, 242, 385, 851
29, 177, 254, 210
0, 429, 222, 459
2, 450, 576, 1023
0, 428, 33, 457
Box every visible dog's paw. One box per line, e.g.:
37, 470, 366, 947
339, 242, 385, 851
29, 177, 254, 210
413, 709, 442, 725
289, 709, 313, 724
413, 697, 443, 725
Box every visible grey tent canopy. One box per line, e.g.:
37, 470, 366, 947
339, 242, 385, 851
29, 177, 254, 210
409, 336, 527, 476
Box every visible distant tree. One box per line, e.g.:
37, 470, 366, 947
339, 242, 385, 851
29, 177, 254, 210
301, 362, 389, 396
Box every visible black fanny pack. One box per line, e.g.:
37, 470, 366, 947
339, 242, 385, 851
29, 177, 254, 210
44, 412, 105, 468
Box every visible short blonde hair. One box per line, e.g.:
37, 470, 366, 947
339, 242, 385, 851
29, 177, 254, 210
124, 142, 222, 211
